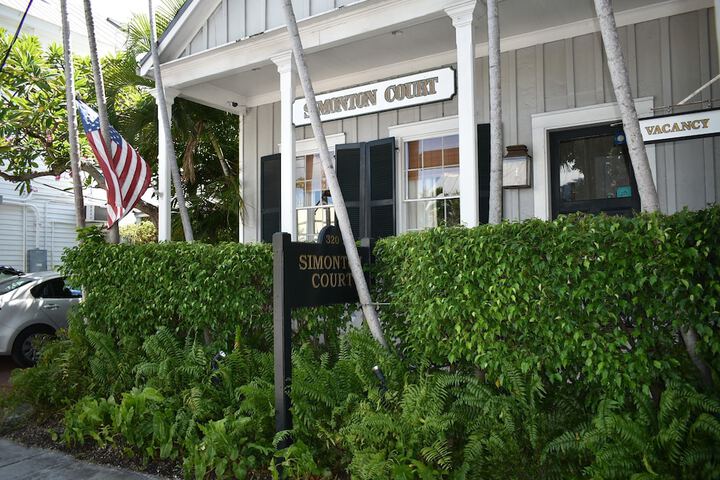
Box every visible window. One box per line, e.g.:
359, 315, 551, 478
31, 278, 81, 299
0, 278, 32, 296
295, 153, 335, 243
260, 133, 345, 243
405, 134, 460, 230
550, 124, 640, 217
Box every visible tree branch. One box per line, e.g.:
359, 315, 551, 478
0, 166, 65, 182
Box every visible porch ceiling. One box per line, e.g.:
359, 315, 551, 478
171, 0, 708, 113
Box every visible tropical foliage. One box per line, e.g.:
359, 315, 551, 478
0, 32, 95, 190
8, 207, 720, 478
0, 0, 241, 241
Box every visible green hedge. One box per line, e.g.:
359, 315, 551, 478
63, 231, 274, 348
7, 208, 720, 479
374, 207, 720, 393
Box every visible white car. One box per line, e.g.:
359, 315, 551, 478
0, 271, 81, 367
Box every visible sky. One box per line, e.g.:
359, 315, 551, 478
92, 0, 149, 24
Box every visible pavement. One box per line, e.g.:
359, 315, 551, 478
0, 439, 161, 479
1, 360, 162, 479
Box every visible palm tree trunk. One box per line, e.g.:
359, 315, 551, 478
280, 0, 387, 348
487, 0, 503, 224
60, 0, 84, 230
148, 0, 194, 242
82, 0, 119, 243
594, 0, 713, 389
593, 0, 659, 213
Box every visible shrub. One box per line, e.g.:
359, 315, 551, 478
8, 207, 720, 479
120, 221, 157, 244
374, 208, 720, 396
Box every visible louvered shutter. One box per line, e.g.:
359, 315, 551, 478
367, 138, 396, 239
477, 124, 491, 224
260, 153, 281, 243
335, 143, 364, 239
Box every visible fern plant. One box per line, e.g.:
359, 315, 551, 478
543, 382, 720, 479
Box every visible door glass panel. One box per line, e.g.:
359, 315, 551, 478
296, 153, 335, 242
557, 134, 632, 202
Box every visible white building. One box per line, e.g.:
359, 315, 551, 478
136, 0, 720, 246
144, 0, 719, 243
0, 0, 122, 56
0, 176, 109, 271
0, 0, 125, 271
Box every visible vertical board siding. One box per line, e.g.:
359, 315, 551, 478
242, 8, 719, 240
227, 0, 246, 41
0, 180, 83, 270
207, 3, 227, 49
543, 40, 567, 111
573, 34, 597, 108
180, 0, 338, 55
246, 0, 266, 36
265, 0, 285, 30
188, 28, 206, 55
311, 0, 334, 16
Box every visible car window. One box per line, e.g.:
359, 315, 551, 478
0, 278, 32, 296
31, 278, 82, 299
32, 278, 68, 299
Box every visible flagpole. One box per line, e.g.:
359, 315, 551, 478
83, 0, 119, 243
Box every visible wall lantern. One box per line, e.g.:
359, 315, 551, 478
502, 144, 532, 188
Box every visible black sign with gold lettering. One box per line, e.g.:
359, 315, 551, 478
272, 230, 370, 464
278, 226, 368, 308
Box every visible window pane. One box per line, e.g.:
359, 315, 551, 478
442, 166, 460, 196
297, 209, 308, 239
445, 198, 461, 226
558, 135, 632, 202
421, 169, 442, 198
443, 135, 459, 166
407, 200, 438, 230
422, 137, 443, 168
407, 169, 421, 199
407, 140, 421, 169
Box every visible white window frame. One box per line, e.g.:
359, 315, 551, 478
389, 115, 459, 233
282, 133, 346, 241
531, 97, 656, 220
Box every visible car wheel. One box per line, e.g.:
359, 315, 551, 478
11, 325, 55, 367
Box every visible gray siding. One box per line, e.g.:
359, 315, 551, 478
184, 0, 362, 57
242, 8, 720, 241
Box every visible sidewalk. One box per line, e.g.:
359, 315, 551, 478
0, 438, 161, 479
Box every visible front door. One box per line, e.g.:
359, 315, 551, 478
549, 124, 641, 218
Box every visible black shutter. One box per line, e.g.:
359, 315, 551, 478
477, 124, 491, 224
260, 153, 281, 243
367, 138, 396, 239
335, 143, 364, 239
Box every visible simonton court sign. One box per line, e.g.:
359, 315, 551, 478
292, 67, 456, 126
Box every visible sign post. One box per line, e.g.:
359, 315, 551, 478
272, 227, 370, 455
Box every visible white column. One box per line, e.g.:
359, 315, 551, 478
154, 87, 178, 242
272, 51, 297, 239
238, 107, 247, 243
446, 1, 479, 227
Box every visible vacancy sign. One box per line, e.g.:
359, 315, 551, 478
293, 67, 456, 126
639, 109, 720, 144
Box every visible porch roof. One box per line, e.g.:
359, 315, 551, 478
144, 0, 710, 114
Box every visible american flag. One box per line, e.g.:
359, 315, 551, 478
77, 100, 151, 227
